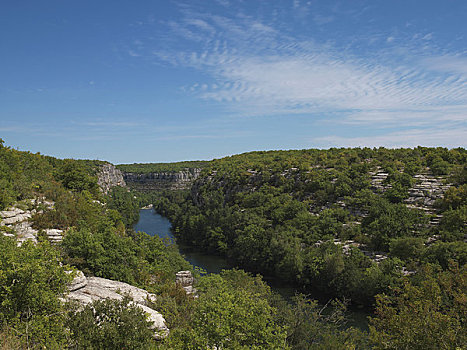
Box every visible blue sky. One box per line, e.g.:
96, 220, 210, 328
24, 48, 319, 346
1, 0, 466, 163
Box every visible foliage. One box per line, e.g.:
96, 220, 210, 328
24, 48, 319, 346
0, 140, 192, 348
1, 140, 466, 349
361, 196, 428, 251
369, 264, 467, 349
62, 228, 190, 288
66, 297, 155, 350
158, 269, 368, 349
54, 159, 99, 194
161, 270, 289, 349
272, 294, 367, 350
0, 236, 72, 348
153, 147, 466, 309
117, 160, 209, 174
107, 186, 140, 227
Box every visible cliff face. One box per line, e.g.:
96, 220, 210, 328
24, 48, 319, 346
123, 168, 201, 192
97, 163, 126, 194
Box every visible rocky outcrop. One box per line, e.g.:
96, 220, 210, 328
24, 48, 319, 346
97, 163, 126, 194
123, 168, 201, 192
404, 173, 451, 217
45, 228, 64, 243
369, 167, 451, 225
68, 270, 88, 292
0, 199, 63, 245
66, 272, 169, 339
369, 169, 390, 192
176, 270, 196, 295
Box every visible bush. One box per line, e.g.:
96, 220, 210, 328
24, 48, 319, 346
0, 236, 72, 348
67, 297, 155, 350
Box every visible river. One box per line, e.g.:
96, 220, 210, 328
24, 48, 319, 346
134, 208, 231, 274
134, 208, 370, 330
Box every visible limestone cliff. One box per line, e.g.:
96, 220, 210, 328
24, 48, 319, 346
123, 168, 201, 191
97, 163, 126, 194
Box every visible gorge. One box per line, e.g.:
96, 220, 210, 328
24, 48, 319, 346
1, 144, 465, 349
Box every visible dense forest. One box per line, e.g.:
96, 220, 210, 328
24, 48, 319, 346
1, 139, 466, 349
153, 148, 466, 305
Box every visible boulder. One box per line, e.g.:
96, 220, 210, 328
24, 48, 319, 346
66, 275, 169, 339
84, 277, 157, 305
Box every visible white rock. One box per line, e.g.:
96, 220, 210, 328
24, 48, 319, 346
176, 270, 196, 295
0, 208, 24, 219
2, 213, 31, 225
45, 228, 63, 242
68, 270, 88, 292
136, 303, 169, 339
65, 275, 168, 338
84, 277, 157, 305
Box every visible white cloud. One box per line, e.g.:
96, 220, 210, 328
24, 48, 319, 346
139, 5, 467, 147
315, 127, 467, 148
423, 54, 467, 76
184, 50, 467, 124
214, 0, 230, 7
185, 18, 216, 34
422, 33, 433, 40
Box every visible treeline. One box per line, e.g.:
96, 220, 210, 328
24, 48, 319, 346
155, 147, 466, 307
117, 160, 209, 174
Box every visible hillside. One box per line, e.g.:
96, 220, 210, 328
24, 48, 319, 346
153, 147, 467, 306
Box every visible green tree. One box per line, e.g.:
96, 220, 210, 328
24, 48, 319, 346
369, 264, 467, 349
0, 236, 72, 348
164, 272, 288, 349
54, 159, 99, 194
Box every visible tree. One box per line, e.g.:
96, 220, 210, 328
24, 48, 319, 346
164, 272, 288, 349
369, 264, 467, 349
0, 236, 72, 348
54, 159, 99, 194
272, 294, 366, 350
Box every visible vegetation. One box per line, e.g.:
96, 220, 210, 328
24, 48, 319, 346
369, 263, 467, 349
158, 269, 367, 350
1, 139, 466, 348
117, 160, 209, 174
66, 297, 155, 350
0, 139, 189, 347
152, 147, 466, 308
0, 236, 72, 348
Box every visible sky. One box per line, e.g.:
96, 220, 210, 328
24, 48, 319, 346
1, 0, 466, 163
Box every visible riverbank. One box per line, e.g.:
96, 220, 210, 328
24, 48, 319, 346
134, 208, 371, 330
